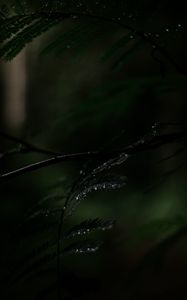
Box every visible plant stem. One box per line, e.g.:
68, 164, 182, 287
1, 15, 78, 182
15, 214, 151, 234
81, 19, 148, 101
0, 131, 186, 183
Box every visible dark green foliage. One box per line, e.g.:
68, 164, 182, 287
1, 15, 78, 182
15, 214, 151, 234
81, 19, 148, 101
63, 240, 102, 255
0, 1, 187, 299
64, 219, 115, 239
0, 15, 33, 42
65, 173, 127, 216
3, 151, 128, 297
0, 15, 65, 60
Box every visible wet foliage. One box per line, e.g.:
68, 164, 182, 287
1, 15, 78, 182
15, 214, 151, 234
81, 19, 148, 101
0, 1, 187, 300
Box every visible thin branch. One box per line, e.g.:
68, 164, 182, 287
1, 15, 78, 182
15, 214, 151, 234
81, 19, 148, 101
0, 131, 60, 156
0, 130, 186, 183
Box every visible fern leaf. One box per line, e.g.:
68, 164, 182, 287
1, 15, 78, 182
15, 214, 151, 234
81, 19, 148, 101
27, 207, 62, 221
92, 153, 129, 175
63, 240, 102, 255
0, 15, 64, 60
0, 15, 33, 43
10, 239, 101, 283
64, 218, 115, 239
66, 174, 127, 216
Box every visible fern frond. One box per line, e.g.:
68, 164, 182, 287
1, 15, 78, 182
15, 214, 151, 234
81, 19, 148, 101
0, 15, 32, 42
66, 174, 127, 216
0, 14, 64, 60
64, 219, 115, 239
92, 153, 129, 175
27, 207, 62, 220
63, 240, 102, 255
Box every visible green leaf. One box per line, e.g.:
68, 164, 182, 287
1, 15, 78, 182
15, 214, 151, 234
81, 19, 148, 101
0, 15, 64, 60
0, 15, 33, 43
64, 219, 115, 239
63, 240, 102, 255
66, 174, 127, 216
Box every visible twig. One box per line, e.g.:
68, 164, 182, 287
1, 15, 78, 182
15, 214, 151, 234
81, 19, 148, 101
0, 131, 186, 183
0, 131, 60, 156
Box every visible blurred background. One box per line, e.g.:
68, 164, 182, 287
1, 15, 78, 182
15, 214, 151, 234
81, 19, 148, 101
0, 1, 187, 299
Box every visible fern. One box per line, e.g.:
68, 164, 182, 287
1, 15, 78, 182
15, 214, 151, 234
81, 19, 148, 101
0, 15, 33, 42
1, 124, 187, 298
3, 151, 128, 297
64, 219, 115, 239
63, 240, 102, 255
65, 174, 127, 216
0, 15, 65, 60
0, 0, 186, 77
0, 1, 187, 299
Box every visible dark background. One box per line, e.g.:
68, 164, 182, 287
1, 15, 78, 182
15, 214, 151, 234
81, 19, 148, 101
0, 1, 187, 299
